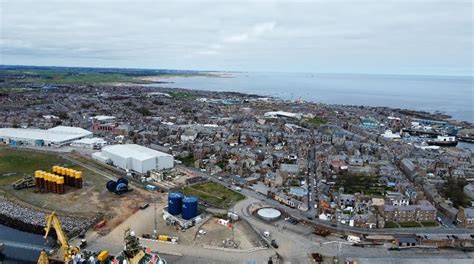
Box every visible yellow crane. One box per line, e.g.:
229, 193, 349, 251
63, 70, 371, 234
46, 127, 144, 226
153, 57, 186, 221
43, 211, 80, 263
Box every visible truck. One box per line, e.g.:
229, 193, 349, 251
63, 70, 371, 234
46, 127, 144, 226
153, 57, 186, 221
347, 235, 361, 243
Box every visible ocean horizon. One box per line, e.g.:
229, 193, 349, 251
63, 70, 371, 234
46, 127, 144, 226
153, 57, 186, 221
150, 72, 473, 123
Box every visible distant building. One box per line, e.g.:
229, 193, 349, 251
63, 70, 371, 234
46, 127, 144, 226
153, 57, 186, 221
0, 126, 92, 147
264, 111, 301, 120
71, 137, 107, 149
94, 144, 174, 173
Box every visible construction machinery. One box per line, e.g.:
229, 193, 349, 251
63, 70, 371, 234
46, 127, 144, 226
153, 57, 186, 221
12, 175, 36, 190
123, 228, 146, 264
38, 212, 166, 264
43, 211, 80, 263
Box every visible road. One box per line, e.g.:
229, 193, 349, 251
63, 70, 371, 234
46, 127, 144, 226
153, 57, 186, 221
84, 164, 474, 263
233, 195, 474, 263
180, 165, 473, 236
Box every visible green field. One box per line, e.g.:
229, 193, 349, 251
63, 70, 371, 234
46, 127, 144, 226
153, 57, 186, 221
0, 147, 105, 191
0, 147, 66, 184
181, 181, 245, 208
303, 116, 327, 127
0, 147, 115, 215
335, 174, 384, 195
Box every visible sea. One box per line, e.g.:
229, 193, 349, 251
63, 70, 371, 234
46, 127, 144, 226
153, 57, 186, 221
0, 224, 49, 263
153, 72, 473, 123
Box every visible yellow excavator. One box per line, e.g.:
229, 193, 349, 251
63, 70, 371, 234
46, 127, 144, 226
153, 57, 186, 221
38, 211, 80, 264
37, 212, 164, 264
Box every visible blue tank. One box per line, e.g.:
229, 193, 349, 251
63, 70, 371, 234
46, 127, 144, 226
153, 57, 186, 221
182, 196, 198, 220
168, 192, 183, 215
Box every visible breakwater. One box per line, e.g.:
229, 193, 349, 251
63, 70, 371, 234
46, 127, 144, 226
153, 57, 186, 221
0, 196, 96, 237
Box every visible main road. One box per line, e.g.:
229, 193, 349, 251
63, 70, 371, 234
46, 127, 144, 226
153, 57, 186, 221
233, 195, 474, 263
179, 165, 473, 236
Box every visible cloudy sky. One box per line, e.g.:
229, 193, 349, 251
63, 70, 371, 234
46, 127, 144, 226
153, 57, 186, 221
0, 0, 472, 75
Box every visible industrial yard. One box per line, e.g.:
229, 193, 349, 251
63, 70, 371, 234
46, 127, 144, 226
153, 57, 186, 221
0, 147, 156, 232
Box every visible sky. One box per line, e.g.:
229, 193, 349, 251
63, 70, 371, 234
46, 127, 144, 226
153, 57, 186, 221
0, 0, 472, 76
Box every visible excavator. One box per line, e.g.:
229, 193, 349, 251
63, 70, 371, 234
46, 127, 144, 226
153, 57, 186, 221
38, 211, 80, 264
37, 212, 165, 264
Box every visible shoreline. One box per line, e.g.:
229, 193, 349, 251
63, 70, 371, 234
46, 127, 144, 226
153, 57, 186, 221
0, 195, 97, 237
144, 84, 472, 127
145, 73, 473, 124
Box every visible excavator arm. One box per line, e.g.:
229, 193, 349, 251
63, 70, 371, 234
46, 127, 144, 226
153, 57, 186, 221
44, 212, 70, 248
43, 211, 80, 263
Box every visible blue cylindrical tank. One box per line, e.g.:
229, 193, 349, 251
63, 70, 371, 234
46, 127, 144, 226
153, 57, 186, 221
182, 196, 198, 220
168, 192, 183, 215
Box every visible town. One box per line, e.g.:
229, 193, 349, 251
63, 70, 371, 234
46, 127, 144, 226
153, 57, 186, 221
0, 67, 473, 263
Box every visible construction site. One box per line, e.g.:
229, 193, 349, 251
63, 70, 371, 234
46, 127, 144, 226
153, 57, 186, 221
0, 147, 265, 263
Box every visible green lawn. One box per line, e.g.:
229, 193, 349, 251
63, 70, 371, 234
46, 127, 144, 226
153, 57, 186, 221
399, 221, 422, 228
303, 116, 327, 127
0, 147, 67, 184
0, 147, 105, 191
181, 181, 245, 208
335, 174, 384, 195
384, 221, 399, 228
421, 221, 438, 227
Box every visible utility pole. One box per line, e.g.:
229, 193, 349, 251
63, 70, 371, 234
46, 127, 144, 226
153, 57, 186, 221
153, 201, 157, 239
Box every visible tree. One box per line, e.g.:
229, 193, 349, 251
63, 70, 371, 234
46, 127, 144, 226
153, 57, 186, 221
442, 177, 469, 208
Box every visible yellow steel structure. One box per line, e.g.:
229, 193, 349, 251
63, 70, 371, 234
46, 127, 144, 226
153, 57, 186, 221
43, 211, 80, 263
37, 250, 49, 264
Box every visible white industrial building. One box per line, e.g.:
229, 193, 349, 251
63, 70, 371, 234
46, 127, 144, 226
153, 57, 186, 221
264, 111, 301, 120
94, 144, 174, 173
0, 126, 93, 147
71, 137, 107, 149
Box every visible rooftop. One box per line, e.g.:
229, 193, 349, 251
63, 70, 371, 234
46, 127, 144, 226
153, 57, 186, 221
0, 126, 92, 143
102, 144, 172, 161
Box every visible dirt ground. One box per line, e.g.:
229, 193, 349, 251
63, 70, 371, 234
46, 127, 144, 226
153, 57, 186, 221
195, 217, 260, 249
87, 202, 260, 252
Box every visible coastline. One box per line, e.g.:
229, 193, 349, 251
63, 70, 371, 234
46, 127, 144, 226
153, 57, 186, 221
0, 195, 96, 237
149, 72, 474, 123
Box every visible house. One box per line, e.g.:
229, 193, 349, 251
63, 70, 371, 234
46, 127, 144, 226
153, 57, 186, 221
457, 207, 474, 228
464, 184, 474, 199
349, 157, 364, 166
383, 200, 436, 222
395, 235, 418, 247
181, 129, 198, 142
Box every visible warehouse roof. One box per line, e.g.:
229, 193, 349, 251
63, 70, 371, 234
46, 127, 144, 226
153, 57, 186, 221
0, 126, 92, 143
72, 137, 107, 144
102, 144, 172, 161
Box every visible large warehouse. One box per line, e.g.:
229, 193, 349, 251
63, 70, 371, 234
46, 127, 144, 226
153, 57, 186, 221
94, 144, 174, 173
0, 126, 93, 147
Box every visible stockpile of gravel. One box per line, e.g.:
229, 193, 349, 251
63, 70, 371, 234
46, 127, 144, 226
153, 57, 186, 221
0, 196, 95, 235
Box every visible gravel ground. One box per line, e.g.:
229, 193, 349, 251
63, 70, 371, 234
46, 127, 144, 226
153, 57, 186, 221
0, 196, 95, 235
